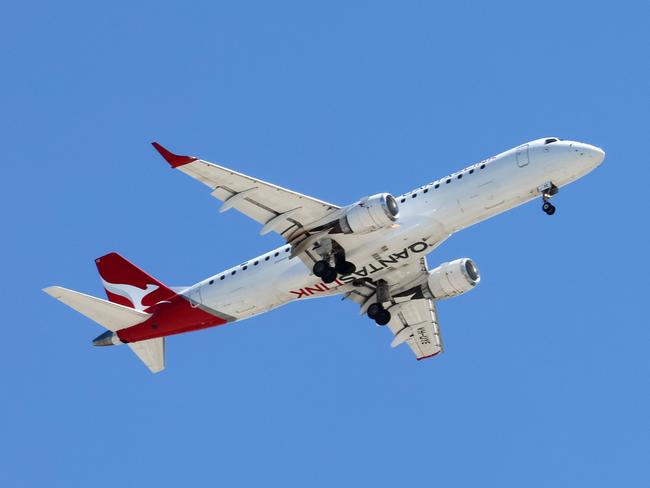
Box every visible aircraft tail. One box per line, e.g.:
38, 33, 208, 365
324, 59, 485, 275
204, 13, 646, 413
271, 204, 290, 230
95, 252, 176, 311
43, 285, 166, 373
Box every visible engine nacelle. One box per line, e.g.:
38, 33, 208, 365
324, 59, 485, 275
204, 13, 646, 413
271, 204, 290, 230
427, 258, 480, 300
339, 193, 399, 234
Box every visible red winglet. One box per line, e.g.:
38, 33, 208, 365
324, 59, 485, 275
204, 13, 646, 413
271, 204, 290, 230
416, 352, 441, 361
151, 142, 198, 168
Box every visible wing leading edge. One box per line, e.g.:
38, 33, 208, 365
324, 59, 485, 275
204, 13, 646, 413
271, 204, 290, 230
152, 142, 340, 241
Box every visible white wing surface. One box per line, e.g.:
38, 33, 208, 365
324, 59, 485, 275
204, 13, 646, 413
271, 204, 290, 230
343, 258, 445, 361
387, 296, 443, 360
152, 143, 339, 240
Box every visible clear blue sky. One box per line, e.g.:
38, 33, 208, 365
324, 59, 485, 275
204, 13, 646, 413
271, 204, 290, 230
2, 1, 649, 486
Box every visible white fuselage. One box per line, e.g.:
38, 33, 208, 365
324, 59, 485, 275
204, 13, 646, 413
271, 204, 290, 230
185, 138, 604, 321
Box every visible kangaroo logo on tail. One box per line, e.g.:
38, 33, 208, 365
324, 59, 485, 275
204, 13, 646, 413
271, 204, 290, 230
101, 279, 159, 311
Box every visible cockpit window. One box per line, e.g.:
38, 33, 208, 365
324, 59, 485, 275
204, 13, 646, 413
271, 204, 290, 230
545, 138, 559, 144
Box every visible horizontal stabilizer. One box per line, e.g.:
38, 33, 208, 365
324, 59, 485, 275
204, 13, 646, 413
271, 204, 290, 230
44, 286, 165, 373
43, 286, 150, 331
129, 338, 165, 373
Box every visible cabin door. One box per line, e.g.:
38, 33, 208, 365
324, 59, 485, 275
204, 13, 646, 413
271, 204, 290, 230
516, 144, 530, 167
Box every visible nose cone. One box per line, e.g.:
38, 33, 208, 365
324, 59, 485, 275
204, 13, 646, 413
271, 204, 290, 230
570, 141, 605, 170
584, 144, 606, 166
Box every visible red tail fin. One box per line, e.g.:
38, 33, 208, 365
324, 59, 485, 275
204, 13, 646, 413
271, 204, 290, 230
95, 252, 176, 311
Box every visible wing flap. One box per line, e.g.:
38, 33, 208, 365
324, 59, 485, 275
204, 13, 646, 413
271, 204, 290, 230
387, 298, 444, 360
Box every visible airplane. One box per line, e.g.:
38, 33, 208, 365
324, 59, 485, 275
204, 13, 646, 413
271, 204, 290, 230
44, 137, 605, 373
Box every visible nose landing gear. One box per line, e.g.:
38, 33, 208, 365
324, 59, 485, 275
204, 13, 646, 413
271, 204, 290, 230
542, 200, 556, 215
540, 182, 559, 216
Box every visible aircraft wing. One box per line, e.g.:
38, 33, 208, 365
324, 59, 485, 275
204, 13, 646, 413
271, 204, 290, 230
343, 257, 444, 360
385, 294, 443, 360
152, 143, 340, 240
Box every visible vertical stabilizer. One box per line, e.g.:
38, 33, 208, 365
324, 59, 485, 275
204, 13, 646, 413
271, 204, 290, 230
95, 252, 176, 311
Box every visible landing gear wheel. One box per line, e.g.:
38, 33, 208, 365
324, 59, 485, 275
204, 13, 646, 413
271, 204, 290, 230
542, 201, 556, 215
313, 260, 330, 278
375, 310, 391, 326
321, 267, 338, 284
335, 261, 356, 275
367, 303, 382, 320
541, 182, 558, 216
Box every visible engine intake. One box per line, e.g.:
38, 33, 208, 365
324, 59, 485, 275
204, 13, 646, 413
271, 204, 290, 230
426, 258, 480, 300
339, 193, 399, 234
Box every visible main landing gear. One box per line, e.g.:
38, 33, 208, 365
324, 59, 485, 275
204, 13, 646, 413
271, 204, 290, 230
367, 302, 391, 326
541, 183, 559, 216
312, 250, 356, 284
366, 279, 392, 326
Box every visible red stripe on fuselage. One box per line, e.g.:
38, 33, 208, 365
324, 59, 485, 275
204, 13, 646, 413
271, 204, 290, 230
117, 294, 228, 343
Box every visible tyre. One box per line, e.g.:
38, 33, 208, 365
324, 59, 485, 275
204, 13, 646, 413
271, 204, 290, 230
546, 204, 556, 215
322, 268, 338, 284
335, 260, 356, 275
542, 202, 552, 212
375, 310, 391, 326
367, 303, 382, 320
313, 260, 330, 277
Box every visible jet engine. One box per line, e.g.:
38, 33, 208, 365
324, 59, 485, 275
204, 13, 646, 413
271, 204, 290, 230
426, 258, 480, 300
338, 193, 399, 234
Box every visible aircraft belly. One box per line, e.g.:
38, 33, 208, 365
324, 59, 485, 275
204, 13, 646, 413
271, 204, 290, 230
202, 255, 317, 320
